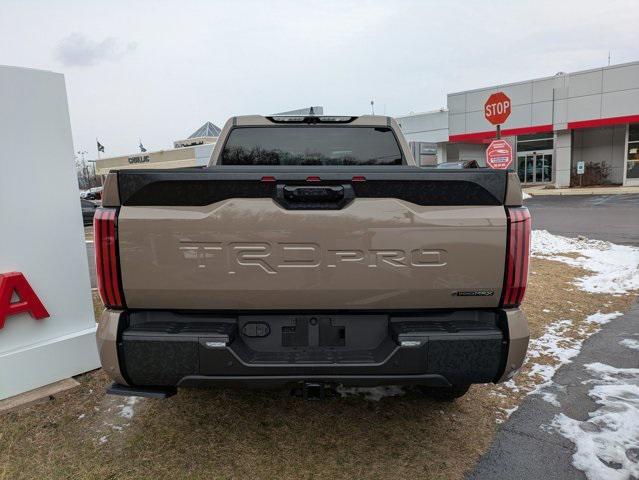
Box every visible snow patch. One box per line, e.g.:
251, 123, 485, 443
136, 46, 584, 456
502, 405, 519, 418
551, 362, 639, 480
496, 405, 520, 424
502, 312, 622, 408
585, 311, 624, 326
118, 396, 139, 419
531, 230, 639, 295
337, 385, 404, 401
620, 339, 639, 351
540, 390, 560, 407
525, 319, 582, 397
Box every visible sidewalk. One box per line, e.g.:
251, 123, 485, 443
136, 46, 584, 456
524, 185, 639, 196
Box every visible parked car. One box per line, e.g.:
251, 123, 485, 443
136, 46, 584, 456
81, 198, 97, 226
85, 186, 103, 200
435, 160, 480, 168
95, 114, 531, 401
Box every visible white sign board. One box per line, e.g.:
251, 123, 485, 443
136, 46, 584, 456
0, 66, 100, 400
577, 161, 585, 175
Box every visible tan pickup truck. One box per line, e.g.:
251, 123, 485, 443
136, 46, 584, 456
95, 114, 530, 400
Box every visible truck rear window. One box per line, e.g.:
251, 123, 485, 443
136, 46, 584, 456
220, 126, 403, 165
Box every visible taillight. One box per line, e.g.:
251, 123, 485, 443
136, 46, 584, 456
501, 207, 531, 308
94, 208, 125, 309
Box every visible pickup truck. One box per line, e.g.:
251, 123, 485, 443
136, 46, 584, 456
96, 114, 530, 400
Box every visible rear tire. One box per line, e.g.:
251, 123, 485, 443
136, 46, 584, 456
417, 384, 470, 401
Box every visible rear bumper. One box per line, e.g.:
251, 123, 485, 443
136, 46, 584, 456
97, 308, 529, 389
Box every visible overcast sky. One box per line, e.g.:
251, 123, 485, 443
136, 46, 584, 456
2, 0, 638, 157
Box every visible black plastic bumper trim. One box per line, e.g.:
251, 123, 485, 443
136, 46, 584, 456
106, 382, 176, 399
178, 373, 451, 388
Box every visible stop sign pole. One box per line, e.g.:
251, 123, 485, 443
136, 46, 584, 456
484, 92, 513, 169
484, 91, 511, 139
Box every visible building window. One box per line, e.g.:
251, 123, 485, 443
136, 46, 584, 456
627, 123, 639, 179
516, 133, 554, 152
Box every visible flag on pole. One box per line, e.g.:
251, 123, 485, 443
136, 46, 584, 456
139, 141, 147, 153
97, 140, 105, 153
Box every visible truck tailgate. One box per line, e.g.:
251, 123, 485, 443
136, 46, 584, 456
116, 167, 509, 310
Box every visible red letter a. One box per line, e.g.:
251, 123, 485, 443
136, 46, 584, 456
0, 272, 49, 330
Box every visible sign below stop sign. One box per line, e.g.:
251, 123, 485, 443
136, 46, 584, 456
484, 92, 511, 125
486, 139, 513, 169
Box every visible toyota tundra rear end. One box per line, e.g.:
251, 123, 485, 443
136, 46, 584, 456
96, 114, 530, 400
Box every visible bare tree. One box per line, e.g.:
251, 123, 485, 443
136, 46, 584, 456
75, 151, 101, 190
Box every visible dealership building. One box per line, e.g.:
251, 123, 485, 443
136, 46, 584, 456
95, 121, 221, 174
398, 61, 639, 187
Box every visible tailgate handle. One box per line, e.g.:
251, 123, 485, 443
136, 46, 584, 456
283, 185, 344, 202
275, 184, 354, 210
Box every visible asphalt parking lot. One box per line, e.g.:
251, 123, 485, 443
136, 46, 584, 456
526, 194, 639, 246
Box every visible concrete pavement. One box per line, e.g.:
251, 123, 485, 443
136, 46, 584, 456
524, 185, 639, 196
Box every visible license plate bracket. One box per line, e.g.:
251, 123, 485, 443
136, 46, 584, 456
282, 316, 345, 347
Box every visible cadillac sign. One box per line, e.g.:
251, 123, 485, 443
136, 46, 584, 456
128, 155, 150, 164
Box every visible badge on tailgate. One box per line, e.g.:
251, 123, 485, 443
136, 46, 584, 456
179, 241, 447, 273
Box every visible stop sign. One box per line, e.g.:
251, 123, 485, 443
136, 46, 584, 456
484, 92, 511, 125
486, 139, 513, 169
